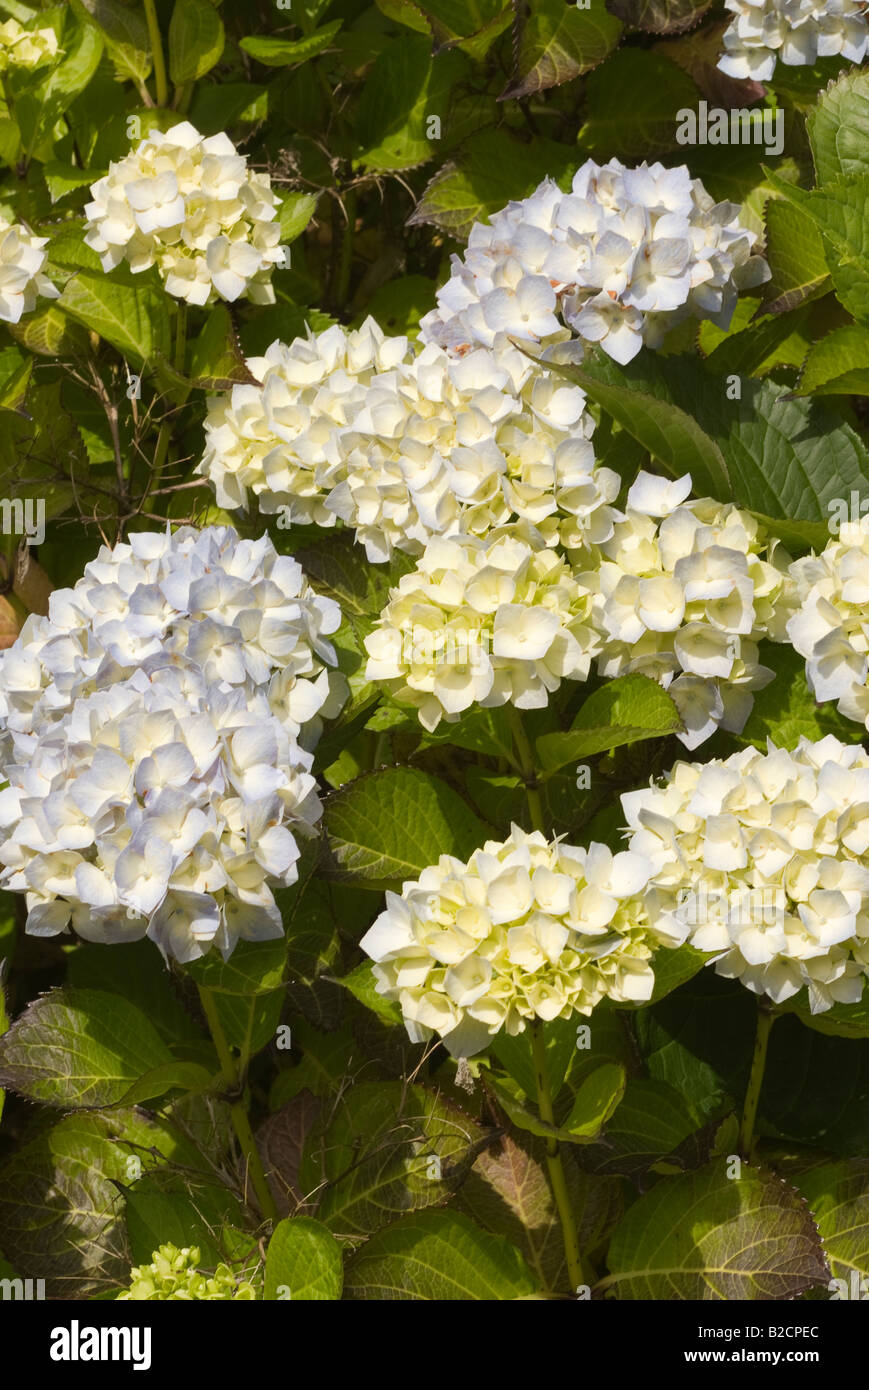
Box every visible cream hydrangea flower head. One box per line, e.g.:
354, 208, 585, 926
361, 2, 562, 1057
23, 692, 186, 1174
0, 18, 59, 71
0, 216, 59, 324
0, 527, 342, 962
198, 319, 618, 563
787, 524, 869, 731
117, 1245, 259, 1300
84, 121, 286, 306
718, 0, 869, 81
0, 659, 323, 962
364, 523, 600, 730
590, 471, 794, 748
418, 159, 769, 365
0, 525, 344, 747
622, 735, 869, 1013
361, 824, 687, 1057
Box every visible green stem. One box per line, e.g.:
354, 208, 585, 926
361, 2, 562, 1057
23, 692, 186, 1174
531, 1021, 585, 1293
507, 705, 546, 835
143, 0, 169, 108
197, 984, 278, 1223
739, 1000, 775, 1161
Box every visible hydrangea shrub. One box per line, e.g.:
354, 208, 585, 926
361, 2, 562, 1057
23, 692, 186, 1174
0, 0, 867, 1315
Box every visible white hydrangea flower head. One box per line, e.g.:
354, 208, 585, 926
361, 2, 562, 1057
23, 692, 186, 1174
718, 0, 869, 82
84, 122, 287, 306
787, 523, 869, 730
0, 216, 59, 324
364, 523, 601, 731
0, 662, 322, 962
361, 824, 687, 1057
0, 18, 59, 71
198, 319, 618, 562
590, 472, 794, 748
622, 735, 869, 1013
419, 160, 769, 365
0, 528, 339, 963
0, 525, 343, 747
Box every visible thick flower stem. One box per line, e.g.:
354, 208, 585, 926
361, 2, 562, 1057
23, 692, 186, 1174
197, 984, 278, 1223
531, 1021, 585, 1293
143, 0, 169, 108
739, 1000, 776, 1161
507, 705, 546, 836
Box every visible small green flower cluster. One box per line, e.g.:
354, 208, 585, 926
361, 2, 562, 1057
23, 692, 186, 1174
116, 1244, 259, 1301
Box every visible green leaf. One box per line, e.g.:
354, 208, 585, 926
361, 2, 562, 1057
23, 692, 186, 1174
187, 938, 288, 997
264, 1217, 343, 1300
323, 767, 487, 887
0, 988, 175, 1108
334, 961, 403, 1027
761, 198, 832, 317
356, 36, 467, 173
796, 1160, 869, 1290
0, 1109, 190, 1296
606, 1160, 829, 1299
239, 21, 342, 66
489, 1065, 625, 1146
67, 939, 205, 1049
534, 349, 730, 500
42, 159, 102, 203
8, 303, 86, 357
74, 0, 151, 86
124, 1173, 245, 1267
408, 127, 577, 239
0, 353, 32, 414
605, 0, 712, 33
168, 0, 224, 84
536, 674, 683, 772
187, 303, 258, 390
578, 1077, 699, 1176
276, 191, 319, 243
634, 972, 755, 1126
761, 1013, 869, 1156
303, 1083, 483, 1236
777, 994, 869, 1042
797, 323, 869, 396
807, 68, 869, 185
768, 172, 869, 326
344, 1210, 539, 1299
563, 1063, 627, 1138
377, 0, 512, 60
58, 270, 172, 364
644, 941, 712, 1006
550, 349, 869, 527
501, 0, 622, 100
578, 49, 699, 158
113, 1061, 214, 1108
14, 15, 103, 151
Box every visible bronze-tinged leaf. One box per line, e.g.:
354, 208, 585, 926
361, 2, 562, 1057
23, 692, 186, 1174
457, 1130, 622, 1292
606, 0, 712, 35
257, 1090, 322, 1218
606, 1161, 829, 1299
